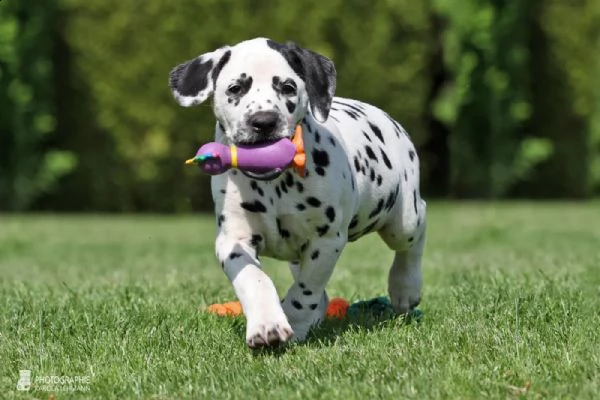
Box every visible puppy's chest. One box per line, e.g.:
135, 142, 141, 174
250, 173, 343, 258
219, 166, 348, 259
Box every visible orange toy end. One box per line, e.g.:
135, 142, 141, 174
326, 297, 350, 319
206, 301, 243, 316
291, 124, 306, 177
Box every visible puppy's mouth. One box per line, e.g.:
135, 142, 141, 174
234, 138, 279, 147
230, 127, 296, 181
242, 169, 284, 181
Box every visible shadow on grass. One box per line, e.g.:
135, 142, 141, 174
245, 311, 423, 357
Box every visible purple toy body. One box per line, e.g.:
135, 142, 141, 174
194, 139, 296, 176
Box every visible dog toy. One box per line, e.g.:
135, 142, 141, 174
186, 125, 306, 177
206, 296, 423, 322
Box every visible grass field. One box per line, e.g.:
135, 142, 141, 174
1, 202, 599, 399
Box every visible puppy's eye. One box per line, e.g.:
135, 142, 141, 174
227, 84, 242, 95
281, 83, 297, 96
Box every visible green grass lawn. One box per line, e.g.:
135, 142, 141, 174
1, 202, 599, 399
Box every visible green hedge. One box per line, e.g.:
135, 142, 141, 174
49, 0, 432, 212
0, 0, 76, 211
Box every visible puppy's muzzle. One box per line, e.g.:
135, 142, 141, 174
247, 111, 279, 137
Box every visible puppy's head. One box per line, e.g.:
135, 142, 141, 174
169, 38, 336, 145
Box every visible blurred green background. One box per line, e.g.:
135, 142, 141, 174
1, 0, 599, 212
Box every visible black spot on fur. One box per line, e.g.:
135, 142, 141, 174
229, 252, 242, 260
312, 149, 330, 168
409, 150, 415, 161
370, 168, 375, 182
306, 197, 322, 207
385, 113, 403, 138
362, 131, 373, 143
353, 156, 361, 172
342, 109, 359, 119
349, 215, 359, 229
250, 234, 263, 247
250, 180, 264, 196
413, 190, 418, 214
275, 186, 281, 198
286, 100, 296, 113
220, 189, 226, 194
297, 203, 306, 211
285, 172, 294, 187
365, 145, 378, 161
296, 182, 304, 193
280, 181, 288, 194
385, 190, 396, 211
316, 224, 329, 236
362, 220, 378, 235
329, 137, 336, 147
240, 200, 267, 213
299, 282, 306, 289
334, 99, 367, 117
291, 299, 303, 310
369, 199, 385, 219
408, 236, 414, 242
368, 122, 385, 143
315, 167, 325, 176
309, 303, 318, 310
311, 250, 320, 260
377, 175, 383, 186
303, 290, 313, 296
404, 170, 408, 181
276, 217, 291, 238
217, 214, 225, 227
325, 206, 336, 222
380, 148, 392, 169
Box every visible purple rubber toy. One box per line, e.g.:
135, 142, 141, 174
186, 125, 306, 178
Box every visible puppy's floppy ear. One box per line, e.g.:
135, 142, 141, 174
169, 46, 231, 107
268, 40, 336, 123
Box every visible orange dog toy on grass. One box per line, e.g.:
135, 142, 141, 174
206, 297, 424, 321
206, 298, 350, 318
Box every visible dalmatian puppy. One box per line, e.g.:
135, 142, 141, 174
169, 38, 426, 347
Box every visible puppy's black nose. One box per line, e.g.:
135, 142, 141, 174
248, 111, 279, 135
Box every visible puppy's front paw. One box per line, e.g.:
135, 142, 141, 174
246, 313, 294, 348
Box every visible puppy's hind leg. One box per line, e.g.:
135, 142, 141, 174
386, 231, 425, 314
379, 201, 426, 314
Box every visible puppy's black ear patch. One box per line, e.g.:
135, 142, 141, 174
169, 46, 231, 107
267, 40, 336, 123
